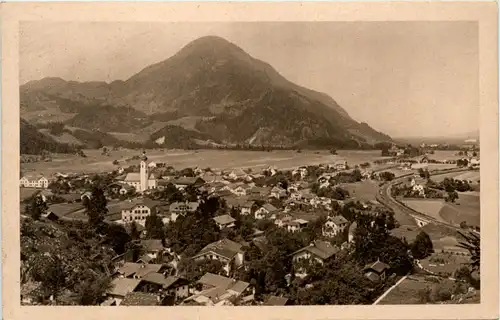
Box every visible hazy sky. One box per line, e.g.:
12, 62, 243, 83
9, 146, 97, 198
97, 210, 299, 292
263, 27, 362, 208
19, 21, 479, 138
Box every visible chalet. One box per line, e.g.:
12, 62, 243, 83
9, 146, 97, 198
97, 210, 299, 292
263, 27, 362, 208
169, 201, 199, 222
230, 184, 251, 196
120, 184, 136, 195
140, 239, 165, 257
171, 177, 205, 190
213, 214, 236, 229
254, 203, 278, 220
274, 214, 293, 228
332, 159, 348, 171
322, 215, 349, 238
410, 178, 426, 196
192, 239, 245, 275
249, 186, 272, 199
291, 166, 308, 179
120, 262, 167, 279
138, 274, 190, 301
20, 175, 49, 188
270, 186, 287, 199
286, 219, 309, 233
106, 278, 143, 305
227, 168, 248, 180
121, 199, 162, 224
292, 240, 339, 277
363, 260, 391, 282
183, 273, 250, 306
201, 172, 225, 183
147, 162, 157, 168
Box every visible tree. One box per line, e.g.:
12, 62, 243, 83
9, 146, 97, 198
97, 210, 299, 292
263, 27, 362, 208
457, 231, 480, 273
25, 195, 48, 220
145, 214, 165, 240
86, 186, 108, 226
411, 231, 434, 259
73, 271, 112, 305
130, 222, 140, 240
446, 191, 459, 203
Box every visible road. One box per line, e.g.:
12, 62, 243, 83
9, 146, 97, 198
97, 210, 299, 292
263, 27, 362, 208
375, 168, 472, 230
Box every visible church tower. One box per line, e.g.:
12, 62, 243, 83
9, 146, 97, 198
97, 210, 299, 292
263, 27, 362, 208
140, 151, 148, 192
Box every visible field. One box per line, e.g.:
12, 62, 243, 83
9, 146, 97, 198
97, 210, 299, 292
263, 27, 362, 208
20, 188, 41, 201
21, 149, 390, 177
339, 180, 379, 202
420, 252, 471, 276
430, 170, 480, 183
438, 193, 480, 227
403, 199, 447, 223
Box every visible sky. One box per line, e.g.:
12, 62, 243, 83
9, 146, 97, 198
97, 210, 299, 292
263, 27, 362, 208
19, 21, 479, 138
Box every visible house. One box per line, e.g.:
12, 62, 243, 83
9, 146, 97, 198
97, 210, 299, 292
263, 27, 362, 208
106, 278, 143, 305
249, 186, 272, 199
192, 238, 245, 275
292, 240, 339, 277
332, 159, 347, 171
363, 260, 391, 282
286, 219, 309, 233
171, 177, 205, 190
138, 273, 190, 301
121, 199, 162, 224
80, 190, 92, 202
264, 296, 292, 306
119, 184, 136, 195
410, 178, 426, 196
183, 273, 250, 306
120, 292, 160, 306
270, 186, 287, 199
201, 173, 225, 184
147, 162, 157, 168
139, 239, 165, 259
254, 203, 278, 220
169, 201, 199, 222
274, 214, 294, 228
227, 168, 248, 181
213, 214, 236, 229
117, 262, 166, 279
20, 175, 49, 188
322, 215, 349, 238
292, 166, 308, 179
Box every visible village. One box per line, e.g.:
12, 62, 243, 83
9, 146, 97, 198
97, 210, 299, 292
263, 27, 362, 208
19, 143, 481, 306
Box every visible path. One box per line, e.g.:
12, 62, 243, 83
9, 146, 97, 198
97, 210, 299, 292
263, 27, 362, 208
372, 274, 408, 305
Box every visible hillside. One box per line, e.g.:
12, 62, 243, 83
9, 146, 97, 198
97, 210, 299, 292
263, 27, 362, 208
20, 118, 80, 155
20, 36, 392, 149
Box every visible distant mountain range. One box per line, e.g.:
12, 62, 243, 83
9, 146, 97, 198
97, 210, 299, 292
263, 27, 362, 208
20, 36, 392, 154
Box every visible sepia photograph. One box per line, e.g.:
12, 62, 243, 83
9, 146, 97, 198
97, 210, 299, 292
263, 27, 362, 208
2, 2, 498, 320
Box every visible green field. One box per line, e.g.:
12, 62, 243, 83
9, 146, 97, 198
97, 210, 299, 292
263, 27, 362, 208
339, 180, 379, 202
438, 194, 480, 227
403, 199, 447, 223
21, 149, 390, 177
420, 252, 471, 276
20, 188, 40, 201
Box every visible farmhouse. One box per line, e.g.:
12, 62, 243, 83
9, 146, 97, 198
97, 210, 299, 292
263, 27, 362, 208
20, 175, 50, 188
213, 214, 236, 229
169, 201, 199, 222
254, 203, 278, 220
192, 238, 245, 275
183, 273, 250, 306
106, 278, 143, 305
121, 199, 162, 224
138, 274, 190, 301
286, 219, 309, 233
171, 177, 206, 190
292, 241, 339, 277
322, 215, 349, 238
410, 178, 426, 196
332, 159, 348, 171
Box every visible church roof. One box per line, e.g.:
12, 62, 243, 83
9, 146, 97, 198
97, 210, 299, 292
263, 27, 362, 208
124, 173, 141, 182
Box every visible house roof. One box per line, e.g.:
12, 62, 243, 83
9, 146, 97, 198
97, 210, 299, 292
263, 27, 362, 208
364, 260, 390, 274
108, 278, 142, 297
195, 238, 243, 260
364, 271, 381, 282
228, 280, 250, 294
124, 173, 141, 182
328, 215, 348, 226
213, 214, 236, 225
172, 177, 205, 185
117, 262, 163, 278
141, 273, 187, 289
261, 203, 278, 212
198, 273, 234, 290
264, 296, 289, 306
119, 199, 163, 211
21, 174, 47, 181
293, 240, 339, 260
120, 292, 159, 306
169, 201, 199, 212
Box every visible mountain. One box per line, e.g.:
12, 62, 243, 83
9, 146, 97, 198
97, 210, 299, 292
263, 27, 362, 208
20, 36, 392, 149
20, 118, 80, 155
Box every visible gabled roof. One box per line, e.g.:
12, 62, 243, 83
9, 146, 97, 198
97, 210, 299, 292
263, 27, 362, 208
213, 214, 236, 225
169, 201, 199, 212
172, 177, 205, 185
117, 262, 163, 278
120, 292, 159, 306
140, 239, 164, 252
108, 278, 142, 297
195, 238, 243, 260
264, 296, 289, 306
327, 215, 348, 226
198, 273, 234, 290
120, 199, 163, 211
261, 203, 278, 212
292, 240, 339, 261
142, 273, 187, 289
364, 260, 390, 274
124, 173, 141, 182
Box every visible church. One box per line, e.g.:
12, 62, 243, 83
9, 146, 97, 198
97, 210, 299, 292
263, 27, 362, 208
122, 152, 157, 192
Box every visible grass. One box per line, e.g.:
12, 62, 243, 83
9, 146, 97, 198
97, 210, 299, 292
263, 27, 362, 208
402, 199, 446, 223
20, 188, 40, 201
438, 194, 480, 227
420, 252, 471, 276
21, 149, 386, 177
339, 180, 379, 202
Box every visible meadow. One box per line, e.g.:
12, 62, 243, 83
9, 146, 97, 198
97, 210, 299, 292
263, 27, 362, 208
21, 149, 391, 177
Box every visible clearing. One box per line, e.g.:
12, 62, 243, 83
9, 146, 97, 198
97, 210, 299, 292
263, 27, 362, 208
402, 199, 447, 223
339, 180, 379, 202
438, 193, 480, 228
420, 252, 471, 277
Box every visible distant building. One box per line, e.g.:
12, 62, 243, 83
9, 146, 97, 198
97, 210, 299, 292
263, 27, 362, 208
363, 260, 391, 282
322, 215, 349, 238
122, 158, 157, 192
183, 273, 250, 306
192, 238, 245, 275
292, 240, 339, 277
170, 177, 206, 190
169, 201, 199, 222
213, 214, 236, 229
121, 199, 162, 224
254, 203, 278, 220
20, 175, 49, 188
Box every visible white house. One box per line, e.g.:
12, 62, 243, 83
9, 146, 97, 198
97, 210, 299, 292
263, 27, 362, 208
254, 203, 278, 220
410, 178, 426, 197
213, 214, 236, 229
286, 219, 309, 233
20, 175, 49, 188
192, 239, 245, 275
121, 199, 161, 225
332, 159, 347, 171
322, 215, 349, 238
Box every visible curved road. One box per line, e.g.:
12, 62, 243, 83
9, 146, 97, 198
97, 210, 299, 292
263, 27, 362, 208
376, 168, 472, 231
